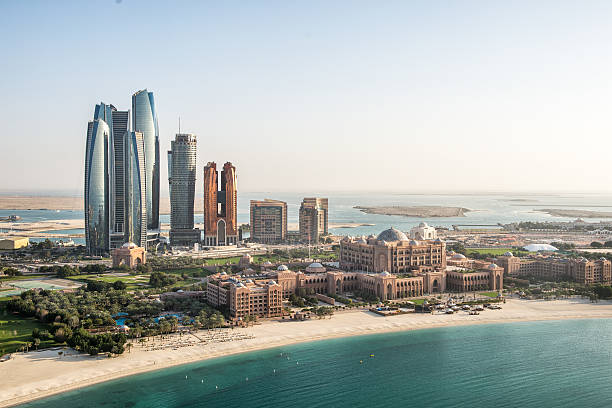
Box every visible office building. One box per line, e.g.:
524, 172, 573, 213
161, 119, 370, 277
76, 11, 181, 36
168, 133, 199, 246
203, 162, 238, 246
84, 112, 111, 256
85, 93, 156, 255
298, 197, 328, 243
249, 199, 287, 244
132, 89, 160, 235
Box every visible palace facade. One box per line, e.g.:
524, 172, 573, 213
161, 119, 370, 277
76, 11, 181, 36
339, 228, 446, 273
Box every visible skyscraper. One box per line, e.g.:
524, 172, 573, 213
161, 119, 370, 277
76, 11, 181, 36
203, 162, 238, 246
250, 199, 287, 244
124, 131, 147, 247
299, 197, 328, 244
85, 92, 155, 255
109, 108, 130, 249
168, 133, 199, 246
132, 89, 160, 233
84, 115, 110, 256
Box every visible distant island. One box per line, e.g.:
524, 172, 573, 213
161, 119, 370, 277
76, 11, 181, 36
354, 205, 471, 218
535, 208, 612, 218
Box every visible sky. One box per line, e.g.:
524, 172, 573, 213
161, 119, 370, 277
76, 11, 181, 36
1, 0, 611, 196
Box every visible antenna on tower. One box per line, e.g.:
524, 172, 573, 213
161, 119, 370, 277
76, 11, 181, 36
178, 117, 181, 135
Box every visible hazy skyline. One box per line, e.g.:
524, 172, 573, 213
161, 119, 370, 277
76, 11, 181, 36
1, 0, 612, 196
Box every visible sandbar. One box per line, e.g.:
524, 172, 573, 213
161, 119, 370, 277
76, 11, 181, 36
355, 205, 471, 218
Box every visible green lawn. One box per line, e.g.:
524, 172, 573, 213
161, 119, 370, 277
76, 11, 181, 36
479, 291, 501, 298
0, 312, 60, 355
202, 257, 241, 266
66, 274, 150, 290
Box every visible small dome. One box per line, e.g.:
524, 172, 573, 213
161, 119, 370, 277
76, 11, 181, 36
377, 227, 409, 242
277, 265, 289, 271
503, 251, 513, 257
434, 238, 443, 243
262, 261, 273, 266
488, 263, 499, 269
308, 262, 323, 268
121, 242, 137, 248
452, 253, 467, 259
418, 222, 428, 228
268, 280, 277, 285
409, 240, 420, 246
380, 271, 391, 276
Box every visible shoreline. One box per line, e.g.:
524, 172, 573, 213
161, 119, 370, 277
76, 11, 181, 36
3, 298, 612, 407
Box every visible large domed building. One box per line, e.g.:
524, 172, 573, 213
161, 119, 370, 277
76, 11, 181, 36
340, 227, 446, 274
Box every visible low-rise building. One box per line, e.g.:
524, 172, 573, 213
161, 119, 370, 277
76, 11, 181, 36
111, 242, 146, 269
0, 237, 29, 250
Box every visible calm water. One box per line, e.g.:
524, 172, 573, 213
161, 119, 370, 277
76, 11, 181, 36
18, 319, 612, 408
2, 193, 612, 238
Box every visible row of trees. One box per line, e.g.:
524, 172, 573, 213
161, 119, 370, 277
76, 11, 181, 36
590, 241, 612, 249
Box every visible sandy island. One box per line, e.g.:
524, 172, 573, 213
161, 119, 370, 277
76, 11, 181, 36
535, 209, 612, 218
355, 205, 471, 218
2, 298, 612, 407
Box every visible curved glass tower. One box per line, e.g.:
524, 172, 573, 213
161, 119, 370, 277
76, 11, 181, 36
84, 115, 111, 255
132, 90, 160, 232
125, 131, 147, 246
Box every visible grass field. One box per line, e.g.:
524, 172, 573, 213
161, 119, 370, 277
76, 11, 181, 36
0, 312, 59, 355
479, 291, 501, 298
66, 274, 150, 290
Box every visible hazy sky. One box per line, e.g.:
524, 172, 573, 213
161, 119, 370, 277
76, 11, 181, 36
1, 0, 611, 196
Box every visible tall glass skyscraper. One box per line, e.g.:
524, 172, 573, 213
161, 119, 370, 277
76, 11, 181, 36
132, 90, 160, 233
84, 112, 111, 256
85, 92, 156, 255
125, 131, 147, 246
168, 133, 199, 246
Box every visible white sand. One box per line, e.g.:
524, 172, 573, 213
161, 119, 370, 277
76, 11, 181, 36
2, 298, 612, 407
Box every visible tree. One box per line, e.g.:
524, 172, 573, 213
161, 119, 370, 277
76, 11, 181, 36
112, 280, 127, 290
33, 338, 41, 350
591, 242, 603, 248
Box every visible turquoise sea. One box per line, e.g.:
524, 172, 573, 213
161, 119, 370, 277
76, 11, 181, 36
18, 319, 612, 408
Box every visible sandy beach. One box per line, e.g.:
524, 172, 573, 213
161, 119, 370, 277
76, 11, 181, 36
2, 298, 612, 407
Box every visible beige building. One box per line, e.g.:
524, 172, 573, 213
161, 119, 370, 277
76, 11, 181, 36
206, 272, 282, 320
111, 242, 146, 269
496, 253, 611, 285
0, 237, 29, 250
299, 197, 328, 243
249, 199, 287, 244
340, 228, 446, 273
446, 263, 504, 292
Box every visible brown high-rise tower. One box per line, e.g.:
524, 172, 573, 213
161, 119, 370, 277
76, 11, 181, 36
203, 162, 238, 246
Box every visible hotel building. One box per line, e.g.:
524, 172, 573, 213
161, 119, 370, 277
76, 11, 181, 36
203, 162, 238, 246
168, 133, 199, 246
496, 253, 611, 285
249, 199, 287, 244
299, 197, 328, 243
339, 228, 446, 273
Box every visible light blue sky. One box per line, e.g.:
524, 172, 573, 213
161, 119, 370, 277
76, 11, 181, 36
1, 0, 611, 195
